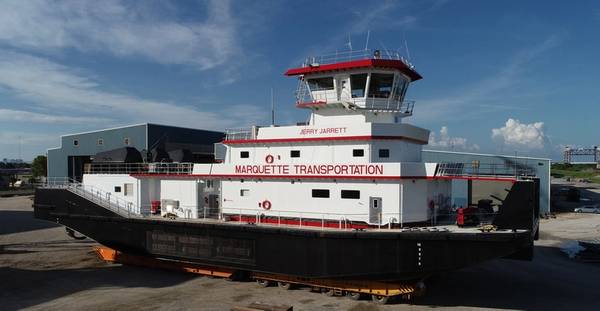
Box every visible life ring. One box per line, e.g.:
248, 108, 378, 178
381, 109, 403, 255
262, 200, 272, 210
265, 154, 274, 164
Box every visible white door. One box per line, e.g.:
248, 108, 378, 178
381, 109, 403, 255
369, 197, 382, 224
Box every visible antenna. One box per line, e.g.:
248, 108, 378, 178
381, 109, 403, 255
346, 35, 353, 51
403, 31, 411, 62
364, 30, 370, 50
270, 88, 275, 126
378, 40, 393, 58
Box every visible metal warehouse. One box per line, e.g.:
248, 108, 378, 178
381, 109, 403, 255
47, 123, 224, 181
422, 150, 551, 215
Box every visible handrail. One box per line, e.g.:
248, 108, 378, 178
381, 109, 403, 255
302, 49, 413, 68
39, 178, 136, 217
224, 127, 260, 141
38, 179, 503, 231
84, 162, 194, 175
294, 83, 415, 114
436, 162, 536, 179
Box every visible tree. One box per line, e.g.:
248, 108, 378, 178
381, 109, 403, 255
31, 155, 47, 178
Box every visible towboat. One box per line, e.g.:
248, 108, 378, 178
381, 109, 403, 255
34, 49, 539, 283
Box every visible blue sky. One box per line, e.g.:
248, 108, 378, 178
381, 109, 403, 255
0, 0, 598, 161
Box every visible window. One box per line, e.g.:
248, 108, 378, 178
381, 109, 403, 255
341, 190, 360, 199
97, 138, 104, 145
353, 149, 364, 157
240, 189, 250, 197
350, 74, 368, 98
73, 139, 79, 146
392, 76, 409, 101
240, 151, 249, 158
379, 149, 390, 158
312, 189, 330, 198
368, 73, 394, 98
124, 137, 130, 145
307, 77, 334, 91
290, 150, 300, 158
114, 186, 122, 193
124, 183, 133, 196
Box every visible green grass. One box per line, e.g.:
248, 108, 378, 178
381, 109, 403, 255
551, 163, 600, 183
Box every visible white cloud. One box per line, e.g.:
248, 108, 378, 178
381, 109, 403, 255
428, 126, 480, 151
0, 131, 58, 145
0, 50, 266, 129
491, 118, 546, 150
0, 108, 112, 124
0, 0, 237, 70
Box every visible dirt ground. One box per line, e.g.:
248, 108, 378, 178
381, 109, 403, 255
1, 195, 599, 311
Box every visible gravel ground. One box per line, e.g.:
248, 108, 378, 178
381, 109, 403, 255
1, 195, 599, 311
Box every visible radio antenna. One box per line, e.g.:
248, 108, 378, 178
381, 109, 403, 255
364, 30, 370, 50
346, 35, 353, 51
270, 88, 275, 126
403, 31, 412, 62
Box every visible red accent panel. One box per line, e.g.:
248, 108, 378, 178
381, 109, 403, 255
285, 59, 422, 81
130, 173, 517, 183
227, 215, 370, 230
222, 135, 428, 145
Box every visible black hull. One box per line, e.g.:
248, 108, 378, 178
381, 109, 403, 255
34, 187, 535, 281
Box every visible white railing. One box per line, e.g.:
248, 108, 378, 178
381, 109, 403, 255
41, 177, 137, 217
436, 162, 536, 179
85, 162, 194, 175
224, 127, 260, 141
302, 49, 413, 68
295, 83, 415, 114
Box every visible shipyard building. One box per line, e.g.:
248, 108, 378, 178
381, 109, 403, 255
47, 123, 223, 181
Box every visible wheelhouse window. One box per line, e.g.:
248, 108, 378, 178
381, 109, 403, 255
290, 150, 300, 158
350, 74, 368, 98
97, 138, 104, 145
114, 186, 121, 193
341, 190, 360, 199
392, 75, 409, 101
312, 189, 330, 198
368, 73, 394, 98
240, 151, 249, 158
307, 77, 334, 91
240, 189, 250, 197
379, 149, 390, 158
73, 139, 79, 146
353, 149, 364, 157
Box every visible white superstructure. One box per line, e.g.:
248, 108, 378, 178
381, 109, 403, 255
80, 49, 497, 227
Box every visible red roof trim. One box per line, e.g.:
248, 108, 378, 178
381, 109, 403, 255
285, 59, 422, 81
130, 173, 517, 183
222, 135, 428, 145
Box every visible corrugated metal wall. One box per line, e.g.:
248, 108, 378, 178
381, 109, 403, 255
422, 150, 551, 215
